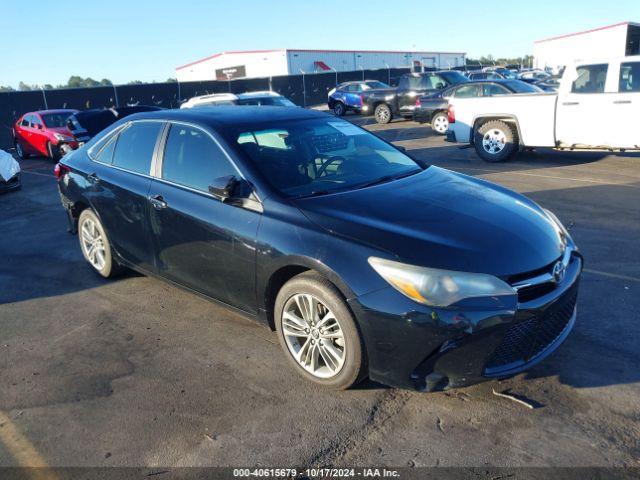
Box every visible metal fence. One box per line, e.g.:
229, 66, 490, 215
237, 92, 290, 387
0, 67, 416, 150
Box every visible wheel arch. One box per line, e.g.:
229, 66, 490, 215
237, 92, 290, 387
471, 115, 522, 145
262, 257, 357, 331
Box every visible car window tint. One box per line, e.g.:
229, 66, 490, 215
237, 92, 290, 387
619, 62, 640, 92
21, 116, 30, 127
111, 122, 161, 175
483, 84, 510, 96
162, 124, 236, 192
31, 116, 43, 128
94, 135, 117, 164
453, 85, 481, 98
572, 64, 608, 93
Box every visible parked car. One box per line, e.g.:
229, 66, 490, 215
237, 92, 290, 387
181, 91, 296, 109
64, 106, 163, 155
466, 71, 505, 81
56, 106, 582, 391
517, 70, 552, 84
0, 149, 21, 193
327, 80, 391, 116
13, 109, 78, 160
447, 56, 640, 162
360, 71, 469, 124
414, 80, 543, 134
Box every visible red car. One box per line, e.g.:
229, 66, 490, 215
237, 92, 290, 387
13, 109, 79, 161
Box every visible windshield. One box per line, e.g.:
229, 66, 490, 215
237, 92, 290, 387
227, 118, 422, 197
504, 80, 543, 93
439, 71, 469, 84
237, 96, 297, 107
42, 112, 74, 128
364, 81, 389, 89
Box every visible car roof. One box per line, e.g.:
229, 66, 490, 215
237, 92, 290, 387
126, 105, 326, 128
236, 91, 281, 99
30, 109, 78, 115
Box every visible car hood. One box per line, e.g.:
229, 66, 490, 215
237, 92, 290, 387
293, 167, 565, 277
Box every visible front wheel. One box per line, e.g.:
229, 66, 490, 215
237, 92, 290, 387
374, 103, 393, 124
275, 272, 366, 390
430, 112, 449, 135
474, 120, 517, 162
78, 209, 123, 278
333, 102, 346, 116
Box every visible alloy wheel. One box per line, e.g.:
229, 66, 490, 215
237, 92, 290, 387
482, 129, 507, 154
376, 108, 390, 123
80, 217, 106, 271
15, 143, 23, 158
281, 293, 346, 378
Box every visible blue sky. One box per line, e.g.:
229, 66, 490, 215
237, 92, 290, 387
0, 0, 637, 87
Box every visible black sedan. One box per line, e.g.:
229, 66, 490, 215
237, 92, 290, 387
56, 107, 582, 391
414, 80, 543, 134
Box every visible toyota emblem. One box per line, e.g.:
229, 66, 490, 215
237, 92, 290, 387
552, 261, 566, 283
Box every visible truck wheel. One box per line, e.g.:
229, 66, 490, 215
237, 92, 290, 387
374, 104, 393, 124
430, 112, 449, 135
333, 102, 346, 116
474, 120, 517, 162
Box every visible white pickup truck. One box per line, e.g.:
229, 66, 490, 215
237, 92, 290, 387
447, 56, 640, 162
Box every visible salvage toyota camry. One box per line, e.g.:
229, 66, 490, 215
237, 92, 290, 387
56, 107, 582, 391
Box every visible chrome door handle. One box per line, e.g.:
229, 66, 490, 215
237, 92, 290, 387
562, 102, 579, 106
86, 172, 99, 183
613, 100, 631, 104
149, 195, 168, 210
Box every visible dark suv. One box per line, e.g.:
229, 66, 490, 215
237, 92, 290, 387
56, 107, 582, 391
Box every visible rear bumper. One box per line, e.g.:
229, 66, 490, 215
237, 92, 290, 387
349, 254, 582, 391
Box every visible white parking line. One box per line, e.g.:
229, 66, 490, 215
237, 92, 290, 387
20, 170, 54, 178
583, 268, 640, 283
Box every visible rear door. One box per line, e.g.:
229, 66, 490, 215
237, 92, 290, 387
89, 121, 162, 270
15, 115, 35, 153
609, 60, 640, 148
148, 122, 260, 313
555, 63, 610, 147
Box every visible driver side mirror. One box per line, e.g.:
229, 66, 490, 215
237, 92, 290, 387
208, 175, 238, 201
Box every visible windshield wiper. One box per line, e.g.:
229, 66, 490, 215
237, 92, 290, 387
292, 189, 332, 199
355, 169, 422, 190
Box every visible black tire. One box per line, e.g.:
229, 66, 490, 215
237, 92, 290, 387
78, 209, 123, 278
274, 272, 366, 390
47, 142, 61, 161
374, 103, 393, 124
14, 141, 28, 159
473, 120, 517, 162
430, 111, 449, 135
333, 102, 346, 116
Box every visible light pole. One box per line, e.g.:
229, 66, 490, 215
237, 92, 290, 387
300, 69, 306, 108
384, 63, 390, 85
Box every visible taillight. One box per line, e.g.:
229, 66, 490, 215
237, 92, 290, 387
448, 104, 455, 124
415, 98, 421, 107
54, 163, 70, 180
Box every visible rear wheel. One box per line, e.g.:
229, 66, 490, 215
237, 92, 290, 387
333, 101, 346, 116
14, 141, 28, 159
275, 272, 366, 390
374, 103, 393, 124
430, 112, 449, 135
78, 209, 123, 278
474, 120, 517, 162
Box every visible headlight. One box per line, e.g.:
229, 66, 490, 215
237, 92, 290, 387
368, 257, 515, 307
54, 133, 74, 142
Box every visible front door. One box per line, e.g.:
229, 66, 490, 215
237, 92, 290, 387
556, 63, 610, 147
148, 122, 260, 313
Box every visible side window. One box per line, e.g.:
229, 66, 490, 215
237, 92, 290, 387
619, 62, 640, 92
572, 64, 608, 93
31, 115, 43, 129
94, 135, 118, 164
162, 124, 236, 192
483, 84, 510, 96
453, 85, 481, 98
429, 75, 447, 89
21, 115, 31, 127
111, 122, 161, 174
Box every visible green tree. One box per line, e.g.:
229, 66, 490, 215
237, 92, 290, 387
166, 78, 177, 83
0, 85, 14, 92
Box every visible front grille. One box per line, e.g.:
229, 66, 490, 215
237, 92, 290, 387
485, 289, 577, 374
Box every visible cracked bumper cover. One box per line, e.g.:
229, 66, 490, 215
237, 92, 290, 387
348, 256, 582, 391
